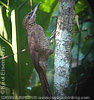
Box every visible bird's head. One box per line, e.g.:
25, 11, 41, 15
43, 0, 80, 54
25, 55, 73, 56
23, 2, 41, 31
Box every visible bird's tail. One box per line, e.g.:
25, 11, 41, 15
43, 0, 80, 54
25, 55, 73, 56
38, 67, 52, 98
31, 52, 52, 99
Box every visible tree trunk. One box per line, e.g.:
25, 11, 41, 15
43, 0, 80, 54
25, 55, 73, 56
54, 0, 75, 96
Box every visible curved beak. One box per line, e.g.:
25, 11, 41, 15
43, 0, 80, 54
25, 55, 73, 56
31, 2, 41, 17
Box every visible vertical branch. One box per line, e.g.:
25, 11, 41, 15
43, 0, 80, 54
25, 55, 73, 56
54, 0, 75, 96
7, 0, 9, 6
30, 0, 33, 10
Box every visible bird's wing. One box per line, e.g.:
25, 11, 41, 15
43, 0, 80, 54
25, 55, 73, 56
28, 32, 38, 53
27, 32, 40, 72
27, 31, 52, 97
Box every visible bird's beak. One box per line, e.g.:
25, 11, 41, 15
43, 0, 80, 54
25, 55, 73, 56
31, 2, 41, 18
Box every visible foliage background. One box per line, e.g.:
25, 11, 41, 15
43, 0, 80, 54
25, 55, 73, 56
0, 0, 94, 99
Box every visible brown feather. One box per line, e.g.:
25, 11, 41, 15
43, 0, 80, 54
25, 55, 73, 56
23, 4, 53, 98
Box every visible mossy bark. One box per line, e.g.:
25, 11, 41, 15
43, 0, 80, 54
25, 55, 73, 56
54, 0, 75, 96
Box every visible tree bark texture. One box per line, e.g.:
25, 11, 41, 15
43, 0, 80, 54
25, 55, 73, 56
54, 0, 75, 96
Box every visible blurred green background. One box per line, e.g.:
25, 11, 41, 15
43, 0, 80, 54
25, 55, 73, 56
0, 0, 94, 99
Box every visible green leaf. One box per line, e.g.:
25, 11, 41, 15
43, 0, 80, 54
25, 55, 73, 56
30, 85, 42, 97
0, 0, 59, 97
75, 15, 80, 31
75, 0, 89, 14
35, 0, 59, 30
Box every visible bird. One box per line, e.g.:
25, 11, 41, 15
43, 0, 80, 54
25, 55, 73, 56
23, 2, 54, 98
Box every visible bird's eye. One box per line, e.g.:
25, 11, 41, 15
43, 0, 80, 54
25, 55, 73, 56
27, 16, 31, 20
29, 12, 33, 16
